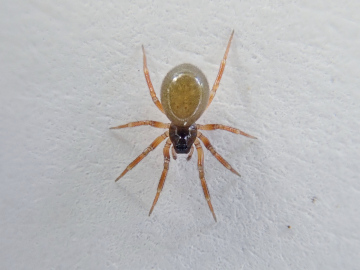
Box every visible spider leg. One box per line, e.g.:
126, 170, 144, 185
115, 131, 169, 182
197, 124, 257, 139
206, 30, 234, 109
197, 131, 241, 177
149, 138, 172, 216
171, 145, 177, 160
110, 120, 170, 129
186, 145, 195, 161
194, 138, 217, 222
142, 45, 165, 114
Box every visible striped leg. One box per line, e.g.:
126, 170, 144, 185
110, 120, 169, 130
194, 138, 217, 222
115, 131, 169, 182
197, 124, 257, 139
149, 138, 172, 216
197, 131, 240, 177
142, 45, 165, 114
206, 30, 234, 109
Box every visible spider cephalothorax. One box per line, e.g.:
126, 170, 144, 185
111, 30, 256, 221
169, 124, 197, 154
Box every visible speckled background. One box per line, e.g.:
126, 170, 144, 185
1, 1, 359, 269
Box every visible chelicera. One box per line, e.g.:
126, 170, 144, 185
111, 30, 256, 221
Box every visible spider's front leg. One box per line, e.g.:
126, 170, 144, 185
149, 138, 172, 216
194, 138, 217, 222
115, 131, 169, 182
197, 131, 240, 177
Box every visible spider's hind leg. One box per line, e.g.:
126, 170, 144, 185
142, 45, 165, 114
206, 30, 234, 110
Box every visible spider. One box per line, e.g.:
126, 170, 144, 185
111, 30, 256, 221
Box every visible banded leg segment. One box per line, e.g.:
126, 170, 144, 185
110, 120, 170, 130
197, 131, 240, 177
194, 138, 217, 222
197, 124, 257, 139
142, 45, 165, 114
149, 138, 172, 216
206, 30, 234, 109
115, 131, 169, 182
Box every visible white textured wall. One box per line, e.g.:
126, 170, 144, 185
1, 1, 359, 269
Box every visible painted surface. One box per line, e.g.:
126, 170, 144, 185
1, 1, 359, 269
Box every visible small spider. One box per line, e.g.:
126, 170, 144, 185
111, 30, 256, 221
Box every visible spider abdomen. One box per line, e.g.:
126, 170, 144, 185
161, 63, 210, 127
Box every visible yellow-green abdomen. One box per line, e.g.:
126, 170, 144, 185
160, 63, 210, 127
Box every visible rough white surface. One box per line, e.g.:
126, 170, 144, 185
1, 1, 359, 269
